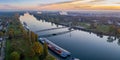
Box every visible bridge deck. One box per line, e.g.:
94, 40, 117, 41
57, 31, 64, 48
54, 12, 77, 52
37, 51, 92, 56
39, 30, 74, 37
36, 27, 67, 32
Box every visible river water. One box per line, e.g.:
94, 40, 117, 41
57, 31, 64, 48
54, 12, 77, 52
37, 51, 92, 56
20, 13, 120, 60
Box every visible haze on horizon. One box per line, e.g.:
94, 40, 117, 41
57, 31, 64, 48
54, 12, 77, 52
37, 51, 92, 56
0, 0, 120, 11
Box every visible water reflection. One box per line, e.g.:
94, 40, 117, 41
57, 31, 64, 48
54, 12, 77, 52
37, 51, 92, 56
117, 39, 120, 45
106, 35, 120, 46
107, 36, 116, 42
96, 33, 103, 38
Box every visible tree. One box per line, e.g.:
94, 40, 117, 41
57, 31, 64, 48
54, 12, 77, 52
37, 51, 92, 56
33, 42, 43, 56
90, 23, 97, 29
43, 41, 48, 58
10, 51, 20, 60
26, 47, 35, 57
116, 28, 120, 38
29, 48, 35, 57
8, 28, 14, 39
14, 13, 19, 20
0, 32, 3, 37
22, 31, 28, 40
30, 31, 36, 43
8, 31, 14, 39
35, 34, 38, 42
109, 25, 116, 34
19, 25, 24, 32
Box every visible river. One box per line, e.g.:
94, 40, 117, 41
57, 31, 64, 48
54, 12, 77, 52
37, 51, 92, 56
20, 13, 120, 60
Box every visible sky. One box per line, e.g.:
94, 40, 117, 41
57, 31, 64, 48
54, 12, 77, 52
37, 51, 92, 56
0, 0, 120, 11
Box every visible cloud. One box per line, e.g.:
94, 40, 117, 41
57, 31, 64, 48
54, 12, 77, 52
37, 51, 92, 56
0, 5, 17, 9
36, 0, 120, 10
0, 4, 34, 10
39, 0, 83, 6
115, 2, 120, 4
39, 1, 74, 6
89, 0, 105, 2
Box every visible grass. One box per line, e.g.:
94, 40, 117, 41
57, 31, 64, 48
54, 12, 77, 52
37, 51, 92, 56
77, 22, 111, 34
79, 22, 90, 29
96, 25, 110, 33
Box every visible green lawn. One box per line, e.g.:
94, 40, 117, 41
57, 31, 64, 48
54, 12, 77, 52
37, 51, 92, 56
79, 22, 90, 29
96, 25, 110, 33
78, 22, 110, 33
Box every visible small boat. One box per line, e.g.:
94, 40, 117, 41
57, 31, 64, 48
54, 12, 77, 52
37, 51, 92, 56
23, 22, 27, 26
39, 38, 71, 58
52, 34, 57, 35
23, 22, 29, 30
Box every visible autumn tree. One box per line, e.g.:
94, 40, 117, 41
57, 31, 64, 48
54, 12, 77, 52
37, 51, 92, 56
10, 51, 20, 60
0, 32, 3, 37
8, 29, 14, 39
19, 25, 24, 32
109, 25, 116, 33
29, 48, 35, 57
25, 47, 35, 57
90, 23, 97, 29
35, 34, 38, 42
109, 25, 118, 36
43, 41, 48, 58
22, 30, 28, 40
117, 28, 120, 36
33, 42, 43, 56
30, 31, 36, 43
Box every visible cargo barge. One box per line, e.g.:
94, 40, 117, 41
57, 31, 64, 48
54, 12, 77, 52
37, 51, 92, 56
39, 38, 71, 58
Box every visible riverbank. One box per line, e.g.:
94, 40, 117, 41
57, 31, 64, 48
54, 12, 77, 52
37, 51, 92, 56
5, 14, 56, 60
52, 22, 119, 37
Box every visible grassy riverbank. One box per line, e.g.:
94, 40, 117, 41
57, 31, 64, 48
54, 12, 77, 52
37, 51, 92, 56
71, 22, 120, 36
5, 14, 56, 60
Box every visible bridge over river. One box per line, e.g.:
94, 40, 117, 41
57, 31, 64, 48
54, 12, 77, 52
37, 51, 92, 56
39, 30, 74, 38
36, 27, 67, 32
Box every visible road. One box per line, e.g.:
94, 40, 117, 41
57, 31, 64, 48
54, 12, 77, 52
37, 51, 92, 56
0, 21, 8, 60
0, 37, 6, 60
